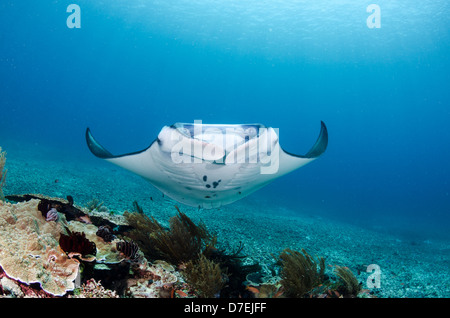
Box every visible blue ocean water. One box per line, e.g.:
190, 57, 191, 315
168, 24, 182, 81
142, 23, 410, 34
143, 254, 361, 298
0, 0, 449, 241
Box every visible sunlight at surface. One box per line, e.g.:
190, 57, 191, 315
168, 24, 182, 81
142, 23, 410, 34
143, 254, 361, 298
90, 0, 449, 62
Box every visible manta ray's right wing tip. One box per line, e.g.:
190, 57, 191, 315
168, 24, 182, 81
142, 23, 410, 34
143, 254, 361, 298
304, 121, 328, 158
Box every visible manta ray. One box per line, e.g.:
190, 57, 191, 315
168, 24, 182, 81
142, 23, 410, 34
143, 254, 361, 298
85, 121, 328, 209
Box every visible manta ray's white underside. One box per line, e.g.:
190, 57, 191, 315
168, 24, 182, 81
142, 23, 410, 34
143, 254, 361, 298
86, 122, 328, 209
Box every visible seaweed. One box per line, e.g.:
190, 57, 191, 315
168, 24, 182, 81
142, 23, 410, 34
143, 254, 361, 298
0, 147, 7, 201
183, 254, 227, 298
278, 248, 326, 298
334, 265, 362, 297
149, 206, 217, 265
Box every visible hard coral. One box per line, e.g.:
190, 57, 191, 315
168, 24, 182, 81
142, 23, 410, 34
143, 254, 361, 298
67, 219, 125, 264
125, 260, 180, 298
0, 199, 80, 296
8, 194, 91, 223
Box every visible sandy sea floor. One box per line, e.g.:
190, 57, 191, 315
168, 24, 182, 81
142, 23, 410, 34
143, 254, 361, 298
2, 141, 449, 298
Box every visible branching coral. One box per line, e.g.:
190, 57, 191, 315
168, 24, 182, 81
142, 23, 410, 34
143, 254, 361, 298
278, 248, 326, 298
0, 147, 6, 201
183, 254, 227, 298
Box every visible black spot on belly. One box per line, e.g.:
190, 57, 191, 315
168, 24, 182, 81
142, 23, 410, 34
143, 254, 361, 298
206, 184, 211, 188
205, 195, 211, 199
238, 191, 242, 195
212, 181, 219, 188
203, 175, 207, 182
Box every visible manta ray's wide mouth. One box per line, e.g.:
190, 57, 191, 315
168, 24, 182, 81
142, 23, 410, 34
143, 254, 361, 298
171, 122, 266, 141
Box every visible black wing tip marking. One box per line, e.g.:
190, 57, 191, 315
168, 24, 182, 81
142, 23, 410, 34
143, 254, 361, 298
304, 121, 328, 158
85, 127, 156, 159
282, 121, 328, 159
85, 127, 114, 159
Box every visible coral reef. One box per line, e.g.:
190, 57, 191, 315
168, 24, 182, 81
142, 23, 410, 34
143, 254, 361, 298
72, 279, 119, 298
278, 248, 326, 298
0, 197, 130, 297
66, 219, 126, 264
8, 194, 92, 223
0, 147, 6, 201
125, 260, 183, 298
0, 199, 80, 296
0, 189, 368, 299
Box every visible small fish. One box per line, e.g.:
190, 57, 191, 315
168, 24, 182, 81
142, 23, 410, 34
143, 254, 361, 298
246, 286, 260, 295
116, 240, 140, 262
175, 290, 188, 298
274, 289, 283, 298
77, 215, 92, 224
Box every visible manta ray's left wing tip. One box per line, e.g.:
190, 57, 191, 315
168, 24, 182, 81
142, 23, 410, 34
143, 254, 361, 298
85, 127, 114, 159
